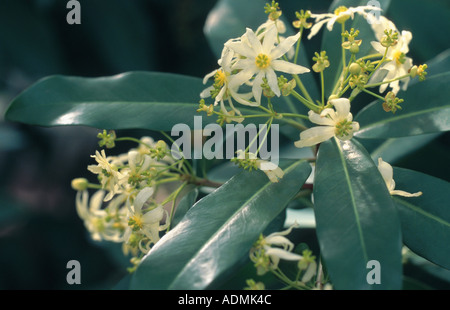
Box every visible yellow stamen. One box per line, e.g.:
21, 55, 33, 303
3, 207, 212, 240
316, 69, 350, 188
255, 53, 271, 69
214, 69, 227, 87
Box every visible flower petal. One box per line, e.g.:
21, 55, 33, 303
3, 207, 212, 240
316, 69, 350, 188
294, 126, 335, 148
271, 59, 310, 74
133, 187, 155, 212
270, 31, 300, 59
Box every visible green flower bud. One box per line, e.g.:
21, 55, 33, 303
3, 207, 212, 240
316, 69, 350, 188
349, 62, 362, 75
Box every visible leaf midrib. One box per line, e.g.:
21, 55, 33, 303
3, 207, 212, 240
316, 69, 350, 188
357, 105, 450, 133
394, 197, 450, 228
336, 138, 369, 262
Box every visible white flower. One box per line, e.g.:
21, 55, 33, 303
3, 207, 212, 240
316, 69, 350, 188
200, 45, 255, 111
124, 187, 168, 246
308, 5, 382, 39
377, 158, 422, 197
369, 16, 413, 94
119, 150, 153, 188
87, 149, 124, 201
76, 190, 125, 242
294, 98, 359, 148
236, 150, 284, 183
262, 224, 303, 269
225, 26, 309, 104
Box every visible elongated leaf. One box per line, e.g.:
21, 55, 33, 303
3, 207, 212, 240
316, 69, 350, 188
5, 72, 217, 131
392, 168, 450, 270
320, 0, 391, 97
363, 133, 441, 164
171, 188, 199, 228
314, 138, 402, 289
130, 160, 312, 290
355, 72, 450, 139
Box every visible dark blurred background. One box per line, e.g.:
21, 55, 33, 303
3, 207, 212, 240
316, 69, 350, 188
0, 0, 449, 290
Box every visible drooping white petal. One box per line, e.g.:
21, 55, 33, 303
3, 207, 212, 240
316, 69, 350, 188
264, 246, 303, 261
133, 187, 155, 213
390, 189, 423, 197
294, 126, 336, 148
266, 68, 280, 97
202, 69, 217, 84
330, 98, 351, 119
76, 190, 89, 219
252, 71, 265, 104
90, 190, 106, 212
301, 260, 317, 283
308, 110, 335, 126
377, 158, 395, 191
307, 18, 330, 40
142, 205, 165, 224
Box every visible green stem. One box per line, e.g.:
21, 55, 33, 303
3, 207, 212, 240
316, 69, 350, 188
364, 74, 411, 88
280, 118, 308, 131
291, 90, 319, 112
320, 70, 325, 106
280, 113, 309, 120
341, 22, 347, 70
360, 87, 386, 101
292, 74, 314, 104
115, 137, 152, 149
294, 27, 304, 65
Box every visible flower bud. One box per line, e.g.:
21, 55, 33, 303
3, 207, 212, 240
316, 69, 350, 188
71, 178, 88, 191
349, 62, 362, 75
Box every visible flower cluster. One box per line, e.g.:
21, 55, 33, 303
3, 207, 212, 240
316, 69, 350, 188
249, 224, 319, 289
71, 134, 191, 271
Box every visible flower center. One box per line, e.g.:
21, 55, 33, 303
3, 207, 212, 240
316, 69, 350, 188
214, 69, 227, 87
255, 53, 271, 69
334, 6, 350, 23
335, 119, 354, 138
128, 215, 143, 231
393, 50, 405, 65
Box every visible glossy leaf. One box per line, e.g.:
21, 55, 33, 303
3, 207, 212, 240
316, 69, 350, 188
320, 0, 391, 97
392, 168, 450, 270
5, 72, 218, 131
363, 133, 441, 164
130, 160, 312, 290
171, 187, 199, 228
314, 138, 402, 289
355, 72, 450, 139
387, 0, 450, 63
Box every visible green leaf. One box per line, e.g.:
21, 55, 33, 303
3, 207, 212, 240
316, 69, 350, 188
320, 0, 391, 97
130, 160, 312, 290
355, 72, 450, 139
391, 168, 450, 270
386, 0, 450, 63
314, 138, 402, 289
5, 72, 218, 131
362, 133, 441, 164
171, 187, 199, 228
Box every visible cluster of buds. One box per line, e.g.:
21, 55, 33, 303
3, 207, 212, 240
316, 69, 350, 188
342, 28, 362, 54
292, 9, 312, 29
383, 91, 404, 113
312, 51, 330, 73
